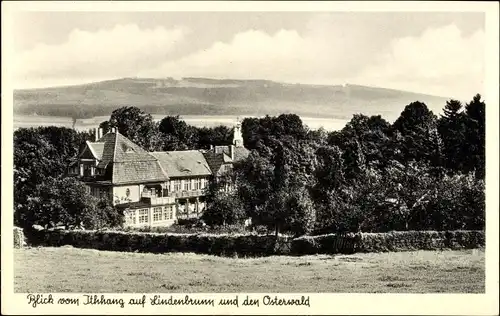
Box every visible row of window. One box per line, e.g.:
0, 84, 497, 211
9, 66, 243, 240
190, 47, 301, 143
78, 163, 105, 177
171, 179, 206, 192
153, 206, 175, 222
125, 206, 176, 225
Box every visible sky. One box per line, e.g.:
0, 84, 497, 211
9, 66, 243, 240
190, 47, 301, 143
12, 11, 485, 100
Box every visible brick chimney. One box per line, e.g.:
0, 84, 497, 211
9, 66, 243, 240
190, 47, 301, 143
94, 127, 99, 141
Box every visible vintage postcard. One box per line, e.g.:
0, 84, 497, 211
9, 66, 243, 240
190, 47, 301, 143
2, 1, 499, 315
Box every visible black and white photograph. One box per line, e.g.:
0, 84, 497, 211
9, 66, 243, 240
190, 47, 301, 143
2, 1, 499, 315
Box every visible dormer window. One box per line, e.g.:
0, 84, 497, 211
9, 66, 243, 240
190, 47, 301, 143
121, 143, 135, 153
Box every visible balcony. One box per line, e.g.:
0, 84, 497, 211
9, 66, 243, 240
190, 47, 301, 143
168, 189, 205, 199
141, 192, 175, 205
141, 189, 205, 204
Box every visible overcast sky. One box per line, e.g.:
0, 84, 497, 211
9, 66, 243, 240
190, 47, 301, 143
13, 11, 485, 99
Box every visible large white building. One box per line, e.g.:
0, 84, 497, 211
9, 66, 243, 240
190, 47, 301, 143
69, 122, 249, 227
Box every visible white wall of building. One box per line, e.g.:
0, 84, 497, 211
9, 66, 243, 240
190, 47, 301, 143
113, 184, 141, 205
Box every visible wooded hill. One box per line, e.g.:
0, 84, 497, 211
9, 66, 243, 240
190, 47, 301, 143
14, 77, 450, 120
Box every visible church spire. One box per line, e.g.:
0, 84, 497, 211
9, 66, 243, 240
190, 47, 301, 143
233, 117, 243, 147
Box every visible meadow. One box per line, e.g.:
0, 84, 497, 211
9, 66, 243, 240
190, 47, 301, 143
14, 247, 484, 293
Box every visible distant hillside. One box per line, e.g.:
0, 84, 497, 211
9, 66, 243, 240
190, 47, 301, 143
13, 77, 451, 121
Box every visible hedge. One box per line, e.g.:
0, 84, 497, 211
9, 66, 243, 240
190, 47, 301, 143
25, 229, 292, 257
291, 230, 485, 255
23, 229, 484, 257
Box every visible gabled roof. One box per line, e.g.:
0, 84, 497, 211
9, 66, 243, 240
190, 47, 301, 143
151, 151, 212, 178
97, 132, 158, 164
91, 131, 169, 185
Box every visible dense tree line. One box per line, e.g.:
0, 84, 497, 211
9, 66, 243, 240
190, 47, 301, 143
14, 95, 486, 236
207, 95, 486, 236
98, 107, 234, 151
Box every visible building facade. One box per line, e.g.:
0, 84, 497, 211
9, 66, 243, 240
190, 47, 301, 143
69, 122, 249, 228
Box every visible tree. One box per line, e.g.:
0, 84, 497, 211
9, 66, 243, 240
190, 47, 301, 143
14, 127, 93, 227
197, 125, 233, 149
379, 161, 439, 231
392, 102, 443, 167
328, 114, 393, 177
438, 100, 468, 172
158, 115, 199, 150
202, 170, 246, 226
237, 138, 317, 237
84, 197, 125, 230
98, 120, 111, 135
14, 132, 60, 227
306, 126, 328, 147
463, 94, 486, 178
18, 177, 123, 230
235, 151, 275, 223
412, 173, 485, 231
108, 106, 162, 151
202, 189, 246, 227
241, 114, 308, 157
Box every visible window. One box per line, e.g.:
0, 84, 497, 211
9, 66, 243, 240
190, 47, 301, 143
138, 209, 149, 224
194, 178, 202, 190
184, 180, 191, 191
173, 180, 181, 192
125, 210, 136, 225
201, 178, 206, 189
153, 207, 163, 222
163, 206, 174, 220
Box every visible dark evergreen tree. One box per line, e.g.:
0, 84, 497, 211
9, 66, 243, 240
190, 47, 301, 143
438, 100, 468, 172
463, 94, 486, 179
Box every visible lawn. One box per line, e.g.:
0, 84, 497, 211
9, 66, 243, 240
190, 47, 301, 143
14, 247, 484, 293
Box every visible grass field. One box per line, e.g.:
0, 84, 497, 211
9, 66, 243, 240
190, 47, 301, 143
14, 247, 484, 293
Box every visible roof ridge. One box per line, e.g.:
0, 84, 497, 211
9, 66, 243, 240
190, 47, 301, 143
156, 160, 169, 180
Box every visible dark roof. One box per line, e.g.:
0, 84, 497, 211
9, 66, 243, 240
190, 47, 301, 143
112, 161, 169, 185
91, 131, 169, 185
210, 145, 250, 162
79, 132, 251, 184
97, 132, 158, 163
151, 151, 212, 178
203, 152, 230, 175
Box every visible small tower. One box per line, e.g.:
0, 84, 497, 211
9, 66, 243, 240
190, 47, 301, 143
233, 117, 243, 147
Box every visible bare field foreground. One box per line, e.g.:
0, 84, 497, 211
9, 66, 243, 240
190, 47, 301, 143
14, 247, 484, 293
